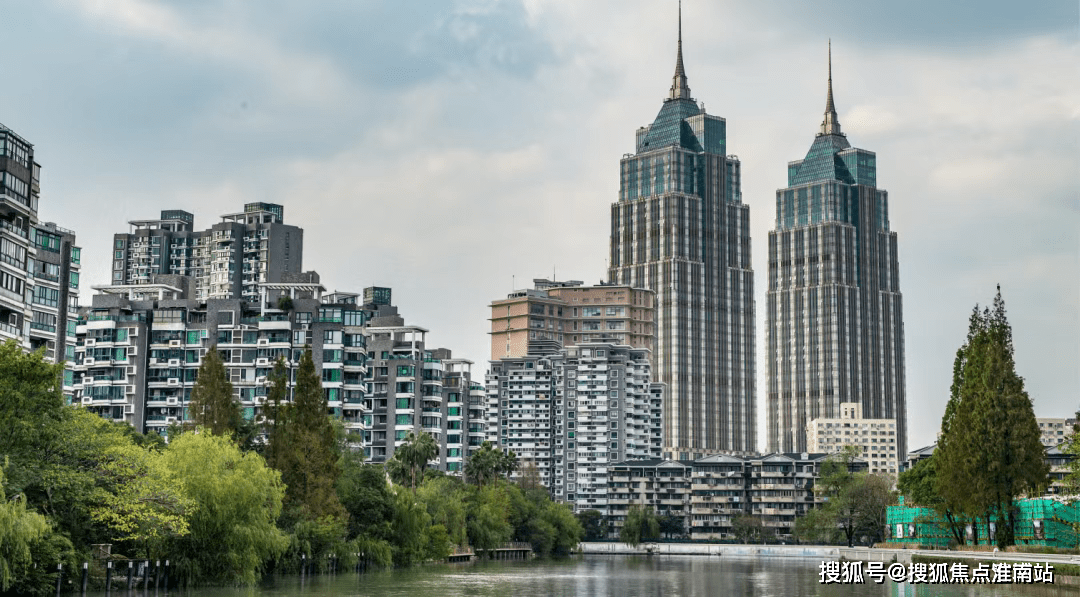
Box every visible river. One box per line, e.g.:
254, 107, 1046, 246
85, 555, 1070, 596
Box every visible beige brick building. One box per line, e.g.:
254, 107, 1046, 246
488, 279, 654, 360
806, 402, 899, 474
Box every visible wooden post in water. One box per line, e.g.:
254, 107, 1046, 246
55, 563, 62, 597
155, 561, 161, 592
105, 561, 112, 595
81, 562, 88, 596
127, 561, 133, 591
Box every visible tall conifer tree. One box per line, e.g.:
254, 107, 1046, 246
276, 348, 343, 523
188, 345, 242, 437
936, 287, 1047, 548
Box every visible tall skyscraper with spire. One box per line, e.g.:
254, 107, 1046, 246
766, 43, 907, 464
609, 2, 757, 458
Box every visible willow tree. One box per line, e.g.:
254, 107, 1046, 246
935, 287, 1047, 548
188, 345, 241, 437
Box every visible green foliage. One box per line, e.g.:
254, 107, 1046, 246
0, 341, 65, 496
188, 345, 242, 438
416, 475, 468, 547
577, 509, 608, 541
286, 515, 350, 573
464, 441, 517, 489
732, 514, 765, 543
809, 446, 893, 546
467, 500, 512, 554
90, 444, 193, 556
0, 465, 49, 593
390, 489, 434, 566
659, 514, 685, 539
936, 288, 1048, 549
272, 348, 344, 526
898, 455, 966, 545
387, 432, 438, 491
164, 432, 288, 585
620, 505, 660, 548
338, 463, 395, 543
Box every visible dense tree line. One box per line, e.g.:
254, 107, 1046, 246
0, 342, 581, 595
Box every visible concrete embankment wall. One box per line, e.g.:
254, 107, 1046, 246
578, 543, 913, 563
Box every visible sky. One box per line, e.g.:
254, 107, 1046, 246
2, 0, 1076, 453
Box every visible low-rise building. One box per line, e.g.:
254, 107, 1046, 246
1037, 417, 1075, 449
610, 452, 868, 542
806, 402, 899, 474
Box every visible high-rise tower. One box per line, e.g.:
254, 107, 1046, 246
766, 43, 907, 464
609, 3, 757, 458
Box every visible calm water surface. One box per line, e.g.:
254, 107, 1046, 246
88, 556, 1072, 597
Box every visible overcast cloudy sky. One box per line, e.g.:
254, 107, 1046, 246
3, 0, 1076, 451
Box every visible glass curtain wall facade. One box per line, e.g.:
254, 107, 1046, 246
608, 13, 756, 457
766, 47, 907, 465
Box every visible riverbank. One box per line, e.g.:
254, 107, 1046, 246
578, 542, 1080, 567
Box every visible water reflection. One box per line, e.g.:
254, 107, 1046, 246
82, 555, 1071, 597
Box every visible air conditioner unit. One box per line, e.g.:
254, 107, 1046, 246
168, 340, 181, 347
166, 417, 177, 424
257, 338, 269, 346
168, 359, 180, 367
81, 396, 93, 404
126, 385, 135, 394
124, 404, 134, 414
256, 358, 269, 367
167, 378, 180, 386
128, 327, 138, 336
84, 339, 95, 347
166, 397, 178, 405
128, 346, 137, 355
83, 358, 95, 366
149, 358, 158, 365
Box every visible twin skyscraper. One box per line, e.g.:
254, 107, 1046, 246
610, 7, 907, 462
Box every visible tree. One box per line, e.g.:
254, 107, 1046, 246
164, 432, 288, 585
808, 446, 893, 547
659, 514, 685, 540
897, 455, 965, 545
188, 345, 242, 437
577, 509, 609, 541
0, 464, 49, 593
935, 287, 1047, 548
732, 514, 764, 544
0, 340, 65, 495
620, 505, 659, 548
262, 356, 290, 468
387, 432, 437, 492
90, 444, 193, 557
274, 348, 344, 523
464, 442, 500, 489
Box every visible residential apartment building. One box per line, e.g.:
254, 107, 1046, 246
0, 123, 81, 395
111, 203, 303, 302
766, 45, 907, 463
488, 279, 655, 360
74, 275, 369, 442
608, 6, 757, 458
357, 288, 482, 471
1037, 417, 1075, 448
609, 452, 868, 542
805, 401, 899, 474
486, 341, 664, 511
608, 459, 693, 539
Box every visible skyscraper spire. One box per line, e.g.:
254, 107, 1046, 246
669, 0, 692, 101
820, 39, 842, 136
